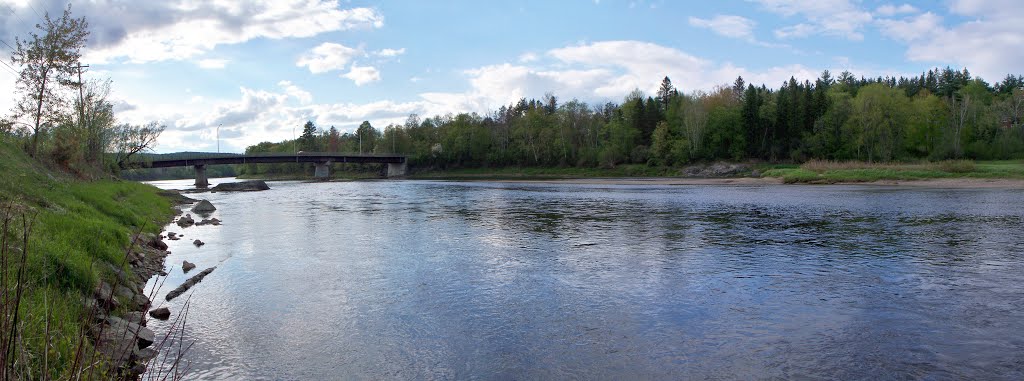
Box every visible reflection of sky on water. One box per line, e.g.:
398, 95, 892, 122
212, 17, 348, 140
142, 179, 1024, 379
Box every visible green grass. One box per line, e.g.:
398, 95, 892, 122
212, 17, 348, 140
759, 159, 1024, 184
1, 137, 175, 378
409, 164, 676, 180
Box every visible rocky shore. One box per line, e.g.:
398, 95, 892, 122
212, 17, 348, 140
83, 190, 225, 378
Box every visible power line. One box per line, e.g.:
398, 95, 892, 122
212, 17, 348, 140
0, 59, 18, 76
3, 3, 32, 30
25, 1, 42, 19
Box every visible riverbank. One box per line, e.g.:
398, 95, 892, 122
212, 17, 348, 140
484, 176, 1024, 188
408, 160, 1024, 188
0, 139, 180, 378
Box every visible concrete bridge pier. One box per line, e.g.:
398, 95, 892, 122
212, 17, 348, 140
314, 161, 331, 179
386, 162, 407, 178
194, 164, 209, 188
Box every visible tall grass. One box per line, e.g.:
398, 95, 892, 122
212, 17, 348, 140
0, 139, 193, 379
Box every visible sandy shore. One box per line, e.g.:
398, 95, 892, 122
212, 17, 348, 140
484, 177, 1024, 188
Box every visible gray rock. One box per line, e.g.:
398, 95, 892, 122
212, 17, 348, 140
95, 282, 119, 310
191, 199, 217, 213
211, 180, 270, 192
176, 214, 195, 227
149, 307, 171, 320
166, 267, 217, 301
115, 285, 135, 299
182, 260, 196, 273
134, 347, 158, 362
131, 294, 150, 311
193, 239, 205, 247
126, 311, 146, 326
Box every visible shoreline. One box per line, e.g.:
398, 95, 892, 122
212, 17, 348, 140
456, 176, 1024, 189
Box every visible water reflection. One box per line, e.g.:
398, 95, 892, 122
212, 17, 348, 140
145, 179, 1024, 379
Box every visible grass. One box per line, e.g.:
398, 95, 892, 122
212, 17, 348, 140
0, 137, 176, 379
760, 159, 1024, 184
409, 164, 677, 180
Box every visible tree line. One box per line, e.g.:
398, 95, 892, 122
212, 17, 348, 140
1, 5, 164, 174
245, 67, 1024, 175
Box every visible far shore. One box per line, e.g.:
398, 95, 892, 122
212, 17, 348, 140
475, 176, 1024, 189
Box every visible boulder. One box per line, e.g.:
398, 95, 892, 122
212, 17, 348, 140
193, 239, 205, 247
191, 199, 216, 213
126, 311, 146, 326
211, 180, 270, 192
94, 281, 119, 310
149, 307, 171, 320
176, 214, 195, 227
182, 260, 196, 273
130, 294, 150, 311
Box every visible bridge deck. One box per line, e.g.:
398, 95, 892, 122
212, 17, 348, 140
133, 153, 406, 168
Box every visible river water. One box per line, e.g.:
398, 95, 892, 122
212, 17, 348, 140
143, 178, 1024, 380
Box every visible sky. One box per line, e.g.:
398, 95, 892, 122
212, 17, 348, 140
0, 0, 1022, 153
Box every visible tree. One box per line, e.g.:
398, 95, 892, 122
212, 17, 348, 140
10, 4, 89, 157
111, 122, 165, 168
300, 120, 318, 151
327, 126, 341, 152
657, 76, 675, 109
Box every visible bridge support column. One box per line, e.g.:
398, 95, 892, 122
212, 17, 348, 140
314, 161, 330, 179
386, 162, 407, 178
194, 164, 209, 188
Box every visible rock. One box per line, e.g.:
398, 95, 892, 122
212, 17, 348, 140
94, 316, 157, 367
94, 282, 119, 310
151, 236, 168, 251
182, 260, 196, 273
191, 199, 217, 213
166, 267, 216, 301
126, 311, 146, 326
149, 307, 171, 320
135, 347, 158, 362
681, 162, 752, 178
211, 180, 270, 192
210, 218, 221, 225
176, 214, 195, 227
193, 239, 205, 247
131, 294, 151, 311
115, 285, 135, 300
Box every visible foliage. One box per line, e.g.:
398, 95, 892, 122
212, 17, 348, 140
0, 139, 174, 378
9, 4, 89, 158
242, 67, 1024, 178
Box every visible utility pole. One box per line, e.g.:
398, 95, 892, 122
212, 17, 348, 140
72, 63, 92, 159
217, 123, 222, 153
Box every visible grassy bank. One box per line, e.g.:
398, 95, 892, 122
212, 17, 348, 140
0, 138, 175, 378
760, 160, 1024, 184
409, 165, 678, 180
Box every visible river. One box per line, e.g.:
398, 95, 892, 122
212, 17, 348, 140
143, 178, 1024, 380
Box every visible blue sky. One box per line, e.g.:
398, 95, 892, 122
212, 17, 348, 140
1, 0, 1022, 153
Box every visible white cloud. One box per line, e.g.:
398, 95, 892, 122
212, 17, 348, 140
876, 12, 943, 43
749, 0, 873, 40
197, 59, 228, 69
518, 52, 540, 63
278, 81, 313, 104
343, 64, 381, 86
688, 15, 757, 40
137, 40, 908, 153
870, 1, 1024, 81
297, 43, 362, 74
875, 4, 918, 16
373, 48, 406, 57
77, 2, 383, 64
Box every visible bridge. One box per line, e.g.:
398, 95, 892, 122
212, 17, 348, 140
130, 152, 407, 187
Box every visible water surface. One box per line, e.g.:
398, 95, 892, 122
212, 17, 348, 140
145, 178, 1024, 379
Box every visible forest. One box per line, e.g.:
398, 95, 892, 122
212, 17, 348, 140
241, 67, 1024, 176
